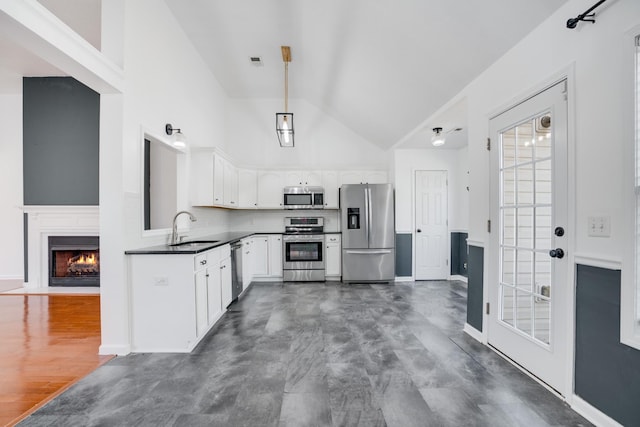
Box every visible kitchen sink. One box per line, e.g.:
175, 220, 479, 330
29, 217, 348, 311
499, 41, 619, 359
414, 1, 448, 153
169, 240, 219, 247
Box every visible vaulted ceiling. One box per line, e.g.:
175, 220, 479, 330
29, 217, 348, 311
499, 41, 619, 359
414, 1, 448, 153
1, 0, 570, 150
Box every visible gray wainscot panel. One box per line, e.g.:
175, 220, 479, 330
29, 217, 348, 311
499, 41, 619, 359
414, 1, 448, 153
466, 245, 484, 332
575, 264, 640, 426
395, 233, 412, 277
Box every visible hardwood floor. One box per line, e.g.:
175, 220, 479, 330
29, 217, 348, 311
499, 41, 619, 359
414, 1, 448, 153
0, 294, 110, 426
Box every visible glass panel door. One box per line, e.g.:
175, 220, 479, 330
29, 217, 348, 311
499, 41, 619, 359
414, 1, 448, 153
499, 113, 553, 345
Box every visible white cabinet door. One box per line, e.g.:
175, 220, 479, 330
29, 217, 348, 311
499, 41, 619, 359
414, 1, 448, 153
238, 169, 258, 208
284, 171, 305, 187
268, 234, 283, 277
194, 269, 208, 337
257, 170, 284, 208
213, 155, 225, 206
325, 234, 342, 277
223, 161, 238, 207
220, 256, 232, 308
207, 249, 222, 325
284, 170, 322, 186
251, 236, 269, 277
322, 170, 339, 208
365, 171, 388, 183
241, 238, 253, 288
190, 150, 214, 206
339, 171, 365, 185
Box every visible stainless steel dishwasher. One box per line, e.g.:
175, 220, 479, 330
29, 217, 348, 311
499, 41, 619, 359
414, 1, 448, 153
230, 241, 243, 301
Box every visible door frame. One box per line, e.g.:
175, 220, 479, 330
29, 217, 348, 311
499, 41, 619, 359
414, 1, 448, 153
413, 169, 450, 280
485, 67, 577, 401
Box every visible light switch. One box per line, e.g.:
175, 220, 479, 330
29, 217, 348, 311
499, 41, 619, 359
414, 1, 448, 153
153, 276, 169, 286
588, 216, 610, 237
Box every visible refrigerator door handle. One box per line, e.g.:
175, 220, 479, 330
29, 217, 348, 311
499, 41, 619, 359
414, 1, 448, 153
364, 187, 370, 245
345, 249, 392, 255
366, 187, 373, 246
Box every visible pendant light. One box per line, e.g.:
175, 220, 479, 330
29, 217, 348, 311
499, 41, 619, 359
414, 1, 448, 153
431, 127, 445, 147
276, 46, 294, 147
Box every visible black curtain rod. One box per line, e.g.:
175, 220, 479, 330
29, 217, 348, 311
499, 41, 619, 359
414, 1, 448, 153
566, 0, 607, 29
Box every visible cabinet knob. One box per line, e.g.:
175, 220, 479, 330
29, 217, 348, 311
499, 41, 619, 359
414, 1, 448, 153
206, 274, 209, 278
200, 260, 207, 265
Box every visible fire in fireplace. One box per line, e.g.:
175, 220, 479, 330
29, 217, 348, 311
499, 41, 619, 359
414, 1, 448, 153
48, 236, 100, 287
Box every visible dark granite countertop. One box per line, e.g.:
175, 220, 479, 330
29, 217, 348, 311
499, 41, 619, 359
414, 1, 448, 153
125, 231, 255, 255
125, 230, 342, 255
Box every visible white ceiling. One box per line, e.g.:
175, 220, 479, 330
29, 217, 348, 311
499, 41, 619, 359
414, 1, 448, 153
0, 0, 570, 150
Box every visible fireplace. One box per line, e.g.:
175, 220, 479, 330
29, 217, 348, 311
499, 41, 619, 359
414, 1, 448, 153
48, 236, 100, 287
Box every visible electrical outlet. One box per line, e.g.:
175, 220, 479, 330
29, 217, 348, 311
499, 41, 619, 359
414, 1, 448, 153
588, 216, 610, 237
153, 276, 169, 286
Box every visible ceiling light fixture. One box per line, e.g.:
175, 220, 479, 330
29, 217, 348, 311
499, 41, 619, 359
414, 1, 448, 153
431, 127, 445, 147
276, 46, 294, 148
165, 123, 186, 148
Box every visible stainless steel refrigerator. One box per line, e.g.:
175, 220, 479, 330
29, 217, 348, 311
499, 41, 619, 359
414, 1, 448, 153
340, 184, 395, 282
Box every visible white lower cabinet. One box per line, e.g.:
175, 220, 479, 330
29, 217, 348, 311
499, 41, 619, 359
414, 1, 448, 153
130, 244, 231, 353
220, 254, 232, 308
325, 233, 342, 279
252, 234, 283, 281
241, 237, 253, 289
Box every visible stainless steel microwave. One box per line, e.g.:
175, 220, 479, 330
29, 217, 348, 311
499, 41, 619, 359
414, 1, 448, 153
283, 186, 325, 209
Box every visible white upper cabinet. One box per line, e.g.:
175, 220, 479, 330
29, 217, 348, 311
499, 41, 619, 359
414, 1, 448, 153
257, 170, 284, 208
213, 154, 225, 206
238, 168, 258, 208
285, 170, 322, 187
322, 170, 339, 209
222, 160, 238, 207
190, 149, 387, 210
339, 170, 388, 185
365, 170, 388, 184
190, 150, 214, 206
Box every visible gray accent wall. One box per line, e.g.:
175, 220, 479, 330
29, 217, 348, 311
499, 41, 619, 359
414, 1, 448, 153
395, 233, 412, 277
23, 77, 99, 205
467, 245, 484, 331
450, 232, 468, 277
575, 264, 640, 426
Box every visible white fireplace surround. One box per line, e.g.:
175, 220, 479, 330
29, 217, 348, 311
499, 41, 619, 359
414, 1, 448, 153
23, 206, 99, 289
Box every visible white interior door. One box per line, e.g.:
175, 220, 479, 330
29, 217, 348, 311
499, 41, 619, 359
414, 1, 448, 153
488, 80, 568, 395
415, 170, 448, 280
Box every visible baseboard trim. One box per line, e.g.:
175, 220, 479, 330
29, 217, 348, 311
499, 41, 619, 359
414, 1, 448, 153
463, 323, 483, 342
571, 395, 623, 427
449, 275, 468, 283
394, 276, 414, 282
99, 344, 130, 356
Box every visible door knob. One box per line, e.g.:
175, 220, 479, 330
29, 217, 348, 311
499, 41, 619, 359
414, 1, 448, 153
554, 227, 565, 237
549, 248, 565, 259
416, 229, 422, 233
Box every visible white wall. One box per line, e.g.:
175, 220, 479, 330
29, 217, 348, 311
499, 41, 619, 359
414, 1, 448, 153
461, 0, 639, 260
120, 0, 232, 249
0, 94, 23, 279
393, 147, 469, 233
226, 98, 390, 170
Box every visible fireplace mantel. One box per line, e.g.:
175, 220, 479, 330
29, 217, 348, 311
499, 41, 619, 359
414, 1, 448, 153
23, 206, 99, 289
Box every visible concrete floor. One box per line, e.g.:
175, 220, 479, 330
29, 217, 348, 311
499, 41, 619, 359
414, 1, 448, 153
18, 281, 591, 426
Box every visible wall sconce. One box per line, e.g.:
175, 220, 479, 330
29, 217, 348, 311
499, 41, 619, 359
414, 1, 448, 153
431, 127, 445, 147
165, 123, 186, 148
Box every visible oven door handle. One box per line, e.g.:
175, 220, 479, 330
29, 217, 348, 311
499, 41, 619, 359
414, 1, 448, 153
345, 249, 392, 255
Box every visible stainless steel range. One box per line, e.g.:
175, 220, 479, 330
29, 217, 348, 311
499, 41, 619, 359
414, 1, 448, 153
282, 217, 325, 282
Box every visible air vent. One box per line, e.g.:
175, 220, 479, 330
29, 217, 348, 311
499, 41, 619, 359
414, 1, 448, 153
249, 56, 263, 67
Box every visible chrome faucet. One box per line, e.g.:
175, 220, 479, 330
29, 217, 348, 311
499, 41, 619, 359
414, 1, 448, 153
171, 211, 197, 245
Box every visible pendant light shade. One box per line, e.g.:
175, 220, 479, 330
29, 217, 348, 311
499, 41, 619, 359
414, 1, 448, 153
431, 127, 445, 147
276, 46, 294, 147
276, 113, 294, 147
